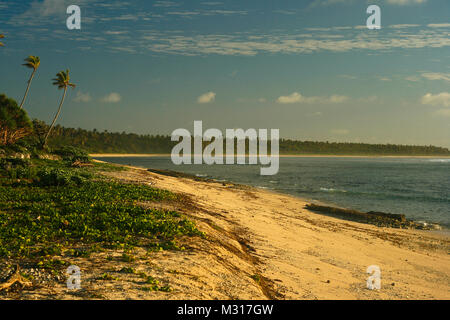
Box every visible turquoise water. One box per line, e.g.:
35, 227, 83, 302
95, 157, 450, 228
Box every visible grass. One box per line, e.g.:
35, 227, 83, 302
250, 274, 261, 284
0, 158, 205, 264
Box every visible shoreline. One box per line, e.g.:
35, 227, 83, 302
93, 158, 448, 230
95, 160, 449, 299
91, 153, 450, 158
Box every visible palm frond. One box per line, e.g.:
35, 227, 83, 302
22, 56, 40, 70
52, 69, 76, 90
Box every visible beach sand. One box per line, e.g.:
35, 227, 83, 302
99, 163, 450, 299
17, 162, 449, 300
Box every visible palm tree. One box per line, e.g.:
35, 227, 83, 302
19, 56, 40, 109
0, 34, 4, 46
43, 70, 76, 147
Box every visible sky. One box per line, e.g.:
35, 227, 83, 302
0, 0, 449, 147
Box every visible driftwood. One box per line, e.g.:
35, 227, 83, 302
0, 265, 33, 291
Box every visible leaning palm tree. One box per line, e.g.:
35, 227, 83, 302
43, 70, 76, 147
0, 34, 4, 46
19, 56, 40, 109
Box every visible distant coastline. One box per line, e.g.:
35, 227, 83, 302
90, 153, 450, 158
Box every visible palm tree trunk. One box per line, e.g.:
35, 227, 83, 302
44, 87, 67, 147
19, 70, 36, 109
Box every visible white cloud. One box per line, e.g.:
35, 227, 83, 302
276, 92, 348, 104
329, 95, 349, 103
405, 76, 420, 82
386, 0, 427, 5
73, 91, 92, 103
390, 24, 421, 29
101, 92, 122, 103
310, 0, 426, 7
153, 1, 181, 7
104, 31, 129, 35
427, 23, 450, 28
421, 92, 450, 107
421, 73, 450, 82
197, 92, 216, 104
309, 0, 355, 7
139, 28, 450, 56
276, 92, 303, 104
10, 0, 93, 26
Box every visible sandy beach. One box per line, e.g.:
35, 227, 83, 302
11, 161, 449, 300
43, 161, 446, 300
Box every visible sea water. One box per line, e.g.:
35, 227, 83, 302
95, 156, 450, 228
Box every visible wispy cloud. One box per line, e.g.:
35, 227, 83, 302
9, 0, 93, 26
309, 0, 356, 8
101, 92, 122, 103
421, 73, 450, 82
153, 1, 181, 8
135, 25, 450, 56
197, 92, 216, 104
427, 23, 450, 28
386, 0, 427, 5
421, 92, 450, 107
74, 91, 92, 103
276, 92, 349, 104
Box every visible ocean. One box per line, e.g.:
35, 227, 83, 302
94, 156, 450, 228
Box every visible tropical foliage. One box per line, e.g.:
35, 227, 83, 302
0, 94, 33, 146
44, 70, 76, 146
0, 159, 203, 259
32, 124, 450, 156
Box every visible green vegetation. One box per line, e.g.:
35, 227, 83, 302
0, 94, 33, 146
35, 124, 450, 156
44, 70, 76, 147
97, 273, 119, 281
250, 274, 261, 284
136, 271, 173, 292
0, 157, 204, 262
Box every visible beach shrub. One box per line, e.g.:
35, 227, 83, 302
53, 146, 90, 162
36, 167, 92, 186
0, 159, 203, 259
0, 94, 33, 146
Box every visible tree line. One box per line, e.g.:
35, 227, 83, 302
36, 123, 450, 156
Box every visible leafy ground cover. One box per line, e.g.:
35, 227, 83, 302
0, 157, 204, 264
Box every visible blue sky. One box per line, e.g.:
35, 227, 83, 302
0, 0, 449, 147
